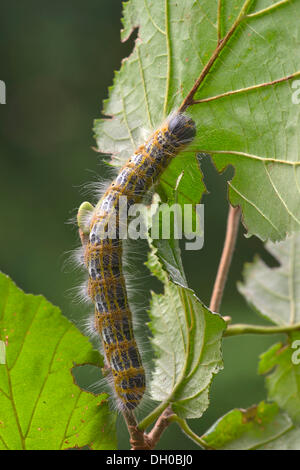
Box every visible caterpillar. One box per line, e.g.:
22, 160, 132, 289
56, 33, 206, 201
77, 112, 196, 411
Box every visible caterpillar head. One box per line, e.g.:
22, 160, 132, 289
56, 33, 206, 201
168, 113, 196, 144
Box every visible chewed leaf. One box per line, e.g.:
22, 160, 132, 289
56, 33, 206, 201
0, 272, 117, 450
94, 0, 300, 242
202, 401, 293, 450
258, 332, 300, 425
146, 244, 226, 419
238, 233, 300, 326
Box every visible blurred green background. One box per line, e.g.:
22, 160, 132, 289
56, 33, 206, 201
0, 0, 283, 450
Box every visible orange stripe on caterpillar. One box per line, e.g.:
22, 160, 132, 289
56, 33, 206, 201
79, 112, 196, 411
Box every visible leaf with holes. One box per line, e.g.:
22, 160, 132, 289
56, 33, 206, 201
0, 272, 117, 450
94, 0, 300, 242
202, 401, 293, 450
258, 333, 300, 424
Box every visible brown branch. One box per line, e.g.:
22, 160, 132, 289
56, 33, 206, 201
124, 411, 152, 450
146, 406, 174, 449
126, 407, 174, 450
210, 205, 241, 313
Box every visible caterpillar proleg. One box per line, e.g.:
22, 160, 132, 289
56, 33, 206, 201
77, 112, 196, 411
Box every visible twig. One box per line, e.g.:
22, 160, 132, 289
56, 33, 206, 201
210, 205, 241, 313
146, 406, 174, 449
123, 411, 152, 450
127, 407, 174, 450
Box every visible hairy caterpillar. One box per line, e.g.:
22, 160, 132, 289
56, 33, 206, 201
77, 112, 196, 411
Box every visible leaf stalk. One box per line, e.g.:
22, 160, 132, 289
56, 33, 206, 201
168, 415, 212, 450
224, 322, 300, 337
210, 205, 241, 313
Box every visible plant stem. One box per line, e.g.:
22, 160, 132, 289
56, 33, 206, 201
123, 410, 152, 450
138, 399, 170, 432
122, 409, 138, 428
125, 406, 174, 450
169, 415, 212, 450
224, 322, 300, 337
146, 406, 174, 448
210, 205, 241, 313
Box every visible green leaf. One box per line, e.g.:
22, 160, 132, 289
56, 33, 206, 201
238, 233, 300, 326
94, 0, 300, 242
0, 272, 117, 450
257, 426, 300, 450
148, 207, 188, 288
145, 192, 203, 288
258, 333, 300, 424
146, 242, 226, 419
157, 154, 205, 209
202, 401, 293, 450
238, 233, 300, 424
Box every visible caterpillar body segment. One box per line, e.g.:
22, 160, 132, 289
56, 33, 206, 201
80, 113, 196, 411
